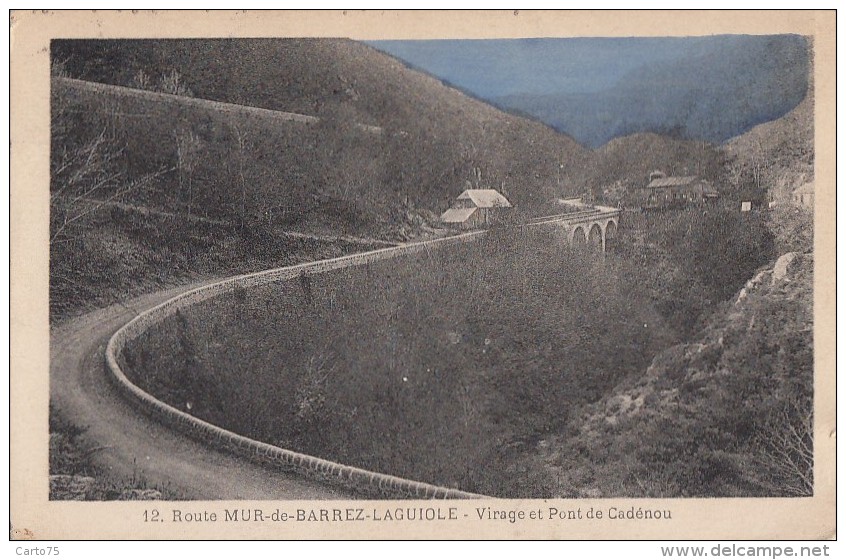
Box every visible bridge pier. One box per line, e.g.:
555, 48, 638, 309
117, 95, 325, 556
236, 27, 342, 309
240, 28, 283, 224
563, 215, 619, 254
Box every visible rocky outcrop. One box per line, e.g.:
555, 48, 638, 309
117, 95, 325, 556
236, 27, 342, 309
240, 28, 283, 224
772, 252, 799, 283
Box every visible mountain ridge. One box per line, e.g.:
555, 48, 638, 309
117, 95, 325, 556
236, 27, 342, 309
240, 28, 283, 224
490, 35, 809, 147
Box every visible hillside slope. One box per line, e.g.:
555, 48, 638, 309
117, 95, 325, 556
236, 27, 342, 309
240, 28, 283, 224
531, 251, 813, 498
725, 85, 814, 255
725, 90, 814, 203
53, 38, 591, 217
50, 39, 593, 319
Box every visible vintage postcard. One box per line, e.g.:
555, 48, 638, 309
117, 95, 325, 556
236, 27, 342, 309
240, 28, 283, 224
10, 10, 835, 540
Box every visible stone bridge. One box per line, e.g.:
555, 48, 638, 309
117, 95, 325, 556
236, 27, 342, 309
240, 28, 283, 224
526, 205, 621, 252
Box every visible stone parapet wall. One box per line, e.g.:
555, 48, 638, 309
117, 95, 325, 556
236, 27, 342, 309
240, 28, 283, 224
105, 230, 488, 499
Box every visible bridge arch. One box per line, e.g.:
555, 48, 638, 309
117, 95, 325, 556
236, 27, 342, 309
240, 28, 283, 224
571, 226, 586, 246
588, 223, 603, 251
557, 208, 620, 253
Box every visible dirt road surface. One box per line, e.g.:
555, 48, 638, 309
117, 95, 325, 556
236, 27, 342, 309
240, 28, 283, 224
50, 280, 356, 500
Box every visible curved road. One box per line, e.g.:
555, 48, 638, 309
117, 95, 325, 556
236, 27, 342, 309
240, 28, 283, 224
50, 279, 355, 500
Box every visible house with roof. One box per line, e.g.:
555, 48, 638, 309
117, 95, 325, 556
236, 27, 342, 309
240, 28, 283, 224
440, 188, 512, 229
637, 171, 719, 209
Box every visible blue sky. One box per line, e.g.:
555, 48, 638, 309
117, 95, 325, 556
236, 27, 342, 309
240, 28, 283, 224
368, 36, 756, 98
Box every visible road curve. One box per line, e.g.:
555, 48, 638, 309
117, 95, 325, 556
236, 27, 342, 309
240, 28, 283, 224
50, 279, 356, 500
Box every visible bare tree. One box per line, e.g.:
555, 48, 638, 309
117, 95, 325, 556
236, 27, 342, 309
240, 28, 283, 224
459, 140, 486, 190
50, 97, 170, 247
294, 351, 334, 423
158, 69, 194, 97
50, 56, 70, 79
231, 123, 250, 228
754, 399, 813, 496
130, 69, 153, 91
174, 127, 202, 215
726, 153, 745, 190
747, 136, 772, 190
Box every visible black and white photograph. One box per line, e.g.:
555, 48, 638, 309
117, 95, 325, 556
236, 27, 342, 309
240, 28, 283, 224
10, 9, 836, 540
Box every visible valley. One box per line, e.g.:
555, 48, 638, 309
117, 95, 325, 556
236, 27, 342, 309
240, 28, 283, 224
48, 37, 814, 500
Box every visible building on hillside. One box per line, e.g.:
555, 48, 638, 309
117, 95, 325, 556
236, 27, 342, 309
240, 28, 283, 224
792, 182, 814, 208
440, 188, 512, 230
637, 171, 720, 209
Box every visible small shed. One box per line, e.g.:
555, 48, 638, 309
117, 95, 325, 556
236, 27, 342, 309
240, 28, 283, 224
440, 188, 512, 229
